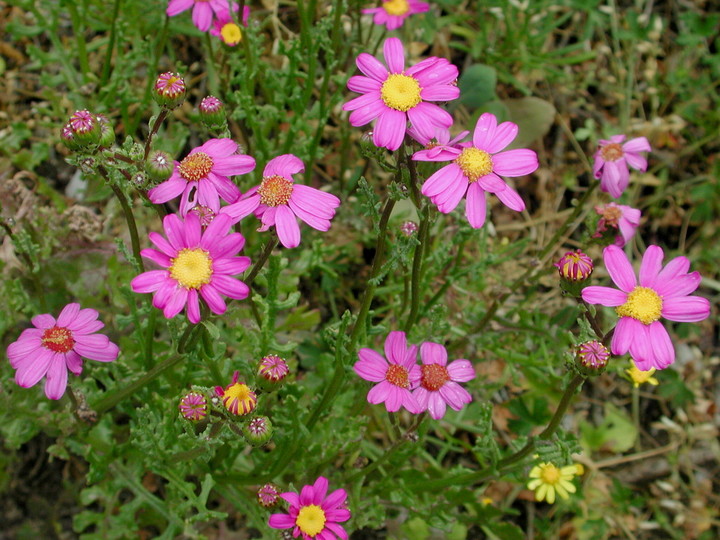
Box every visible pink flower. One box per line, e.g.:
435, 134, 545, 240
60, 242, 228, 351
131, 212, 250, 323
268, 476, 351, 540
409, 126, 469, 159
414, 112, 539, 228
362, 0, 430, 30
409, 342, 475, 419
593, 134, 651, 198
343, 37, 459, 151
593, 202, 641, 247
582, 245, 710, 370
220, 154, 341, 249
215, 370, 257, 415
210, 5, 250, 46
6, 303, 119, 400
354, 331, 422, 413
147, 138, 255, 215
166, 0, 226, 32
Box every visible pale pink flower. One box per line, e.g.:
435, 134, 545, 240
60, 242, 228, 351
210, 5, 250, 46
148, 138, 255, 215
409, 342, 475, 419
166, 0, 226, 32
343, 37, 459, 151
582, 245, 710, 370
131, 212, 250, 323
268, 476, 351, 540
363, 0, 430, 30
593, 202, 641, 247
220, 154, 341, 249
354, 331, 422, 413
414, 112, 539, 228
6, 303, 119, 400
409, 126, 469, 159
593, 134, 651, 198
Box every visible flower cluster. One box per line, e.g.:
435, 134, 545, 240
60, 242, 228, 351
354, 331, 476, 420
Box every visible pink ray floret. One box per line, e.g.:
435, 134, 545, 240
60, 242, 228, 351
593, 134, 651, 198
409, 126, 470, 160
414, 112, 539, 228
593, 202, 641, 247
354, 331, 422, 414
268, 476, 351, 540
148, 138, 255, 215
131, 212, 251, 323
409, 342, 475, 420
6, 303, 119, 400
220, 154, 341, 249
343, 37, 459, 151
166, 0, 227, 32
362, 0, 430, 30
582, 245, 710, 370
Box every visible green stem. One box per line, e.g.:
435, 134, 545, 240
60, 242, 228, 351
108, 182, 144, 273
245, 237, 278, 287
100, 0, 122, 86
144, 109, 168, 161
66, 1, 91, 82
632, 386, 641, 451
403, 206, 429, 332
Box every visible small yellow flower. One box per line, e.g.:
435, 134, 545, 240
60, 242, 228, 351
626, 364, 659, 387
527, 462, 578, 504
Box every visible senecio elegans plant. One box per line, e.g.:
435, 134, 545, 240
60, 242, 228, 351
1, 1, 714, 538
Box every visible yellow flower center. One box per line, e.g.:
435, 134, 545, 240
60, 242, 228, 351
600, 142, 624, 162
223, 382, 257, 415
539, 464, 561, 485
221, 23, 242, 45
455, 147, 494, 181
599, 205, 623, 225
385, 364, 409, 388
627, 366, 657, 386
615, 286, 663, 325
258, 175, 294, 207
296, 504, 326, 537
380, 74, 422, 112
41, 326, 75, 353
179, 152, 214, 182
420, 364, 450, 391
383, 0, 410, 16
169, 248, 213, 289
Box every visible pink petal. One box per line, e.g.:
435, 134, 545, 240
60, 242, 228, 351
312, 476, 329, 504
7, 337, 42, 368
629, 324, 652, 367
141, 248, 172, 268
373, 108, 407, 151
484, 121, 518, 153
212, 257, 251, 275
465, 182, 487, 228
201, 138, 237, 156
347, 75, 382, 93
192, 3, 213, 31
639, 245, 664, 288
493, 183, 525, 212
625, 152, 647, 172
426, 392, 447, 419
167, 0, 193, 16
431, 175, 467, 213
162, 286, 189, 319
355, 349, 389, 382
148, 231, 177, 257
275, 205, 301, 248
268, 513, 296, 529
622, 136, 651, 153
419, 86, 460, 101
658, 271, 702, 299
44, 355, 68, 400
401, 391, 423, 414
356, 52, 389, 82
383, 37, 405, 74
581, 285, 627, 306
384, 386, 403, 412
611, 316, 636, 355
163, 213, 186, 251
264, 154, 305, 179
422, 163, 463, 198
211, 274, 249, 300
603, 245, 637, 293
31, 313, 56, 329
472, 113, 498, 150
65, 350, 83, 374
439, 381, 472, 410
447, 359, 475, 382
131, 270, 169, 293
15, 348, 53, 388
648, 321, 674, 369
367, 380, 392, 405
492, 149, 539, 177
322, 488, 348, 510
221, 195, 261, 224
420, 341, 447, 366
212, 154, 256, 176
407, 105, 437, 140
655, 255, 690, 284
57, 303, 80, 327
325, 522, 349, 540
385, 331, 409, 364
148, 176, 186, 204
207, 172, 242, 204
186, 289, 201, 323
197, 177, 221, 213
661, 296, 711, 322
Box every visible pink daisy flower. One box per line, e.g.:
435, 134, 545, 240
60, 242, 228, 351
220, 154, 341, 249
130, 212, 250, 323
592, 202, 641, 247
354, 331, 422, 413
147, 138, 255, 215
210, 5, 250, 46
166, 0, 226, 32
593, 134, 651, 198
362, 0, 430, 30
343, 37, 459, 151
414, 112, 539, 228
409, 342, 475, 420
6, 303, 119, 400
582, 245, 710, 370
268, 476, 351, 540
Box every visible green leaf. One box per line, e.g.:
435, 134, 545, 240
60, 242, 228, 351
505, 97, 557, 147
456, 64, 497, 110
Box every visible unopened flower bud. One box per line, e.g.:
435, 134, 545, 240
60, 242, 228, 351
257, 483, 281, 507
61, 122, 83, 151
189, 205, 217, 228
68, 109, 102, 146
199, 96, 226, 128
258, 355, 289, 389
146, 150, 175, 182
153, 72, 186, 109
179, 391, 208, 421
96, 114, 115, 147
242, 415, 273, 446
576, 340, 610, 375
555, 249, 593, 296
400, 221, 418, 236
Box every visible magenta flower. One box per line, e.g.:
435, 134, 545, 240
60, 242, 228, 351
166, 0, 226, 32
582, 245, 710, 370
268, 476, 351, 540
414, 112, 539, 228
409, 126, 469, 159
362, 0, 430, 30
593, 202, 641, 247
593, 134, 651, 198
354, 331, 422, 413
220, 154, 341, 249
147, 138, 255, 215
6, 303, 119, 400
409, 342, 475, 419
343, 37, 459, 151
130, 212, 250, 323
210, 5, 250, 46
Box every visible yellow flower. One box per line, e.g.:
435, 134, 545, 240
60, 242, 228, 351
626, 364, 659, 387
527, 462, 578, 504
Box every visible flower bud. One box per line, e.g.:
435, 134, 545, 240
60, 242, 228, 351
554, 249, 593, 296
67, 109, 102, 146
242, 415, 273, 446
61, 122, 83, 151
179, 391, 209, 421
145, 150, 175, 182
258, 355, 289, 389
257, 483, 281, 508
400, 221, 418, 236
189, 205, 217, 228
153, 72, 186, 109
199, 96, 226, 128
576, 340, 610, 375
96, 114, 115, 147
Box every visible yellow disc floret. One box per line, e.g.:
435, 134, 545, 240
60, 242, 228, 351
169, 248, 213, 289
296, 504, 327, 537
380, 74, 422, 112
455, 147, 494, 182
222, 382, 257, 415
383, 0, 410, 16
615, 286, 663, 325
258, 175, 294, 207
221, 23, 242, 45
179, 152, 214, 181
600, 143, 624, 162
